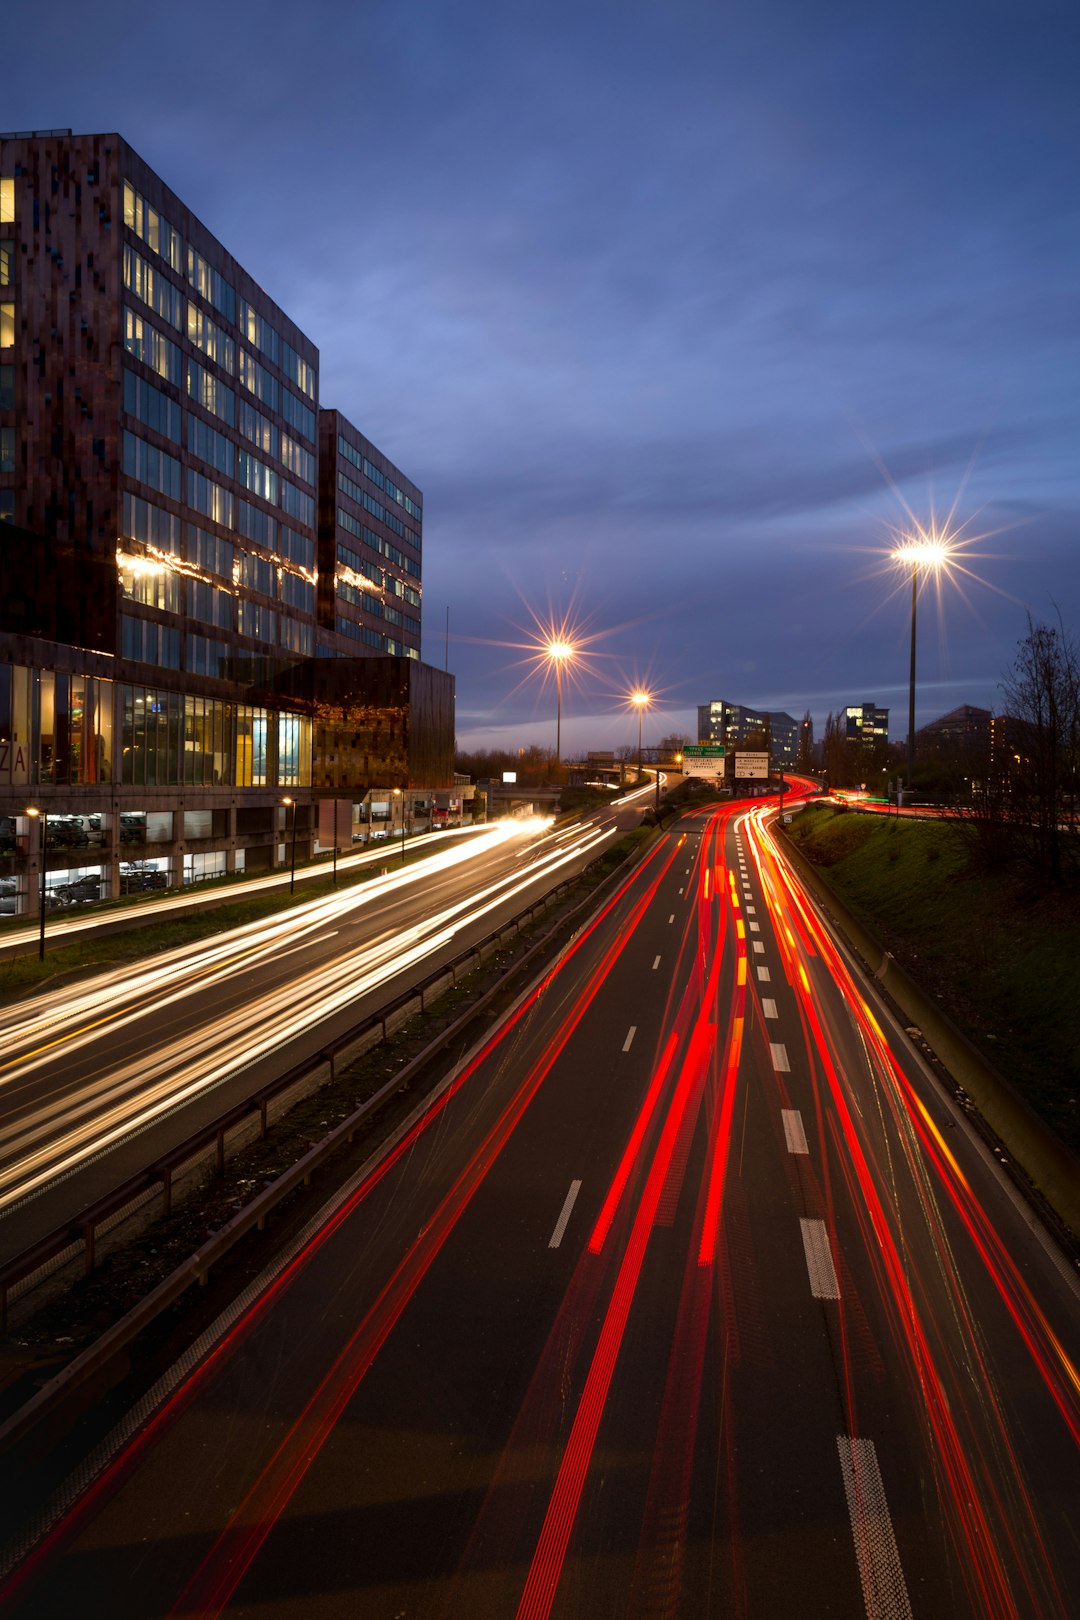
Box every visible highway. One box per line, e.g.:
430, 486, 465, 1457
1, 797, 1076, 1617
0, 805, 644, 1262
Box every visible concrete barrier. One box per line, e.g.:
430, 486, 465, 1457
775, 825, 1080, 1239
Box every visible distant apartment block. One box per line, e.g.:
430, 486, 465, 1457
0, 129, 454, 917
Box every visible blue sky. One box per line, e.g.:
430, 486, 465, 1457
9, 0, 1078, 754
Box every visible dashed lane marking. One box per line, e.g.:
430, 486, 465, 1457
549, 1181, 582, 1249
800, 1217, 840, 1299
837, 1436, 913, 1620
782, 1109, 808, 1153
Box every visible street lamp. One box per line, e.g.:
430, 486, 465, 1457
280, 795, 298, 894
24, 806, 48, 961
546, 640, 575, 764
631, 689, 650, 782
393, 787, 406, 863
892, 533, 951, 795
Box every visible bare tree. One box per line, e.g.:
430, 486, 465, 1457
1000, 612, 1080, 881
822, 710, 850, 788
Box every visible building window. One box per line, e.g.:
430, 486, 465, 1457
0, 489, 13, 523
0, 240, 13, 288
123, 431, 182, 500
0, 179, 13, 223
0, 303, 13, 348
0, 425, 13, 473
119, 554, 182, 613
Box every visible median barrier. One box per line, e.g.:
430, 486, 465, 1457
774, 824, 1080, 1239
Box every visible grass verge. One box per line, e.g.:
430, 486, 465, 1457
786, 806, 1080, 1153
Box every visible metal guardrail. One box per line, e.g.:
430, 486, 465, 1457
0, 875, 583, 1330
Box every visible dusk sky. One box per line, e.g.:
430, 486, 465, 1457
9, 0, 1078, 755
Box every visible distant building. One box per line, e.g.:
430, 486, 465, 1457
917, 704, 991, 750
844, 703, 889, 744
0, 128, 453, 916
697, 700, 799, 770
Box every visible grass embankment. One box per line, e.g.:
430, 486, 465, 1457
786, 806, 1080, 1155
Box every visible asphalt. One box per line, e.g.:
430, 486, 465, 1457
1, 803, 1076, 1618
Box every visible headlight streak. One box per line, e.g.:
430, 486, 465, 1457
0, 824, 615, 1213
744, 806, 1078, 1616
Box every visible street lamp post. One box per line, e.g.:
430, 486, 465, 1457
281, 796, 297, 894
546, 640, 574, 764
893, 533, 951, 798
394, 787, 406, 864
631, 689, 650, 785
25, 806, 48, 961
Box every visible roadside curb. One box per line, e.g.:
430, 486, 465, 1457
775, 824, 1080, 1241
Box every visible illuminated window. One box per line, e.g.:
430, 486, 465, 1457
0, 179, 13, 223
0, 303, 13, 348
0, 240, 12, 287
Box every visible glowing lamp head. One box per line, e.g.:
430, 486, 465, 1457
892, 529, 952, 570
631, 689, 651, 708
546, 639, 574, 663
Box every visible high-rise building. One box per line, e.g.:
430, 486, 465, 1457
844, 702, 889, 744
697, 700, 799, 769
0, 129, 454, 917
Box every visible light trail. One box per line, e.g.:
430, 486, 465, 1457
742, 802, 1078, 1617
0, 819, 614, 1214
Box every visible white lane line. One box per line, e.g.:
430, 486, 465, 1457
622, 1026, 637, 1052
800, 1218, 840, 1298
678, 887, 684, 895
749, 921, 760, 933
668, 913, 675, 924
548, 1180, 582, 1249
770, 1042, 790, 1072
652, 955, 661, 970
762, 998, 778, 1019
756, 966, 771, 981
836, 1436, 913, 1620
782, 1109, 808, 1153
753, 941, 765, 954
746, 905, 756, 915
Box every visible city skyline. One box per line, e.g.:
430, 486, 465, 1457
6, 0, 1078, 755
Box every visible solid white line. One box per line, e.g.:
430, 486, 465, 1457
782, 1109, 808, 1153
836, 1436, 913, 1620
762, 998, 778, 1019
756, 966, 771, 981
770, 1042, 790, 1071
800, 1217, 840, 1298
652, 955, 661, 970
549, 1180, 582, 1248
622, 1026, 637, 1052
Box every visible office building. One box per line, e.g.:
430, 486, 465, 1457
0, 129, 454, 917
697, 700, 799, 770
844, 703, 889, 744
